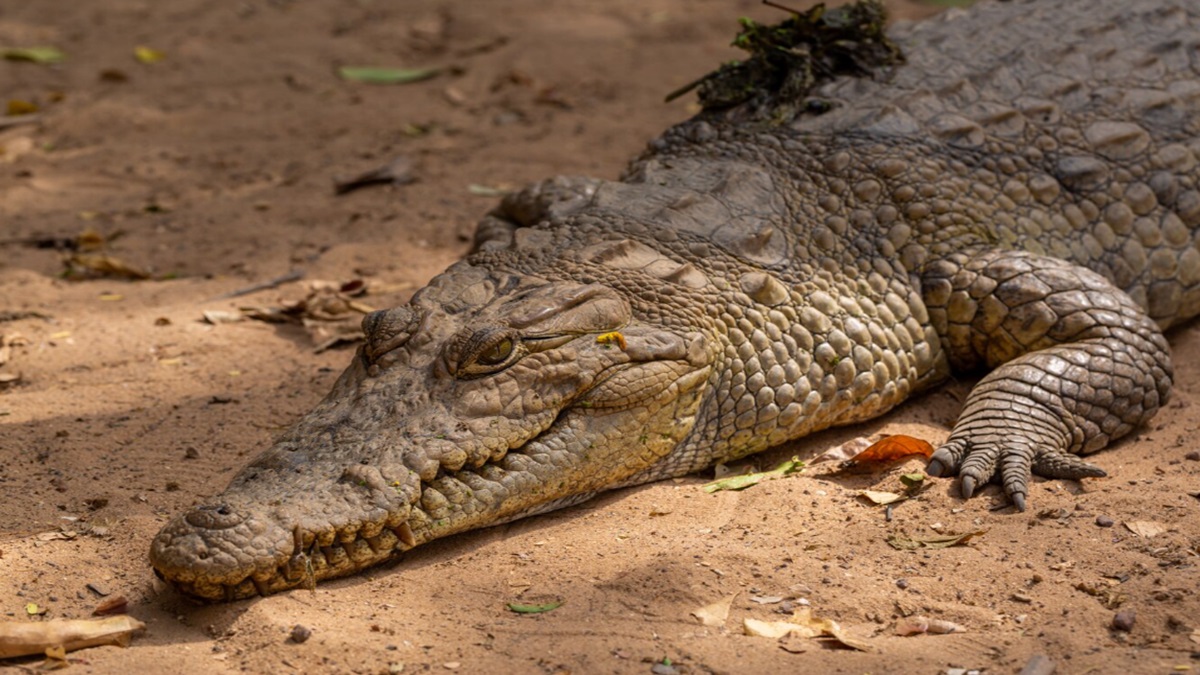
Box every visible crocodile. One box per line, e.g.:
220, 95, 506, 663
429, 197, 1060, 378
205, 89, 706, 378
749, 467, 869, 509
150, 0, 1199, 601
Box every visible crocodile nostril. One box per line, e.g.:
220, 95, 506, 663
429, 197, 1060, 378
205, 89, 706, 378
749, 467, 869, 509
184, 503, 244, 529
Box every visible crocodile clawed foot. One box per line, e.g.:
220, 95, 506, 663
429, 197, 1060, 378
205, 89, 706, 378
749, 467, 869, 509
929, 435, 1108, 512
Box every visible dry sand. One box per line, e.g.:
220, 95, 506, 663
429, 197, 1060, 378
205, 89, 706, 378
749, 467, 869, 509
1, 0, 1198, 672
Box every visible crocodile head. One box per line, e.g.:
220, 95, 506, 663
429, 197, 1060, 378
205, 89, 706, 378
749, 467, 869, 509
150, 259, 715, 600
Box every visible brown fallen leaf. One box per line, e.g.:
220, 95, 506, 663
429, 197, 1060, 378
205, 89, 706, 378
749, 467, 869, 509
65, 253, 149, 280
1123, 520, 1166, 538
0, 615, 145, 658
691, 593, 737, 627
855, 435, 934, 463
886, 530, 986, 551
91, 595, 128, 617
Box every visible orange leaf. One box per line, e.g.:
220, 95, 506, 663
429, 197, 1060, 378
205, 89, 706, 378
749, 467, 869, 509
850, 435, 934, 463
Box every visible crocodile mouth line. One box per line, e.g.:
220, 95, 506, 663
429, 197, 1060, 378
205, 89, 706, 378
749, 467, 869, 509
160, 520, 419, 602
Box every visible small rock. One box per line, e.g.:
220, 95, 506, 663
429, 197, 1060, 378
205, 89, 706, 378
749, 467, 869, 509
1185, 451, 1200, 461
388, 664, 405, 674
1095, 515, 1115, 528
896, 578, 909, 590
651, 663, 680, 675
184, 446, 200, 459
1112, 609, 1136, 632
86, 582, 111, 597
1011, 592, 1033, 604
1017, 654, 1055, 675
289, 624, 312, 643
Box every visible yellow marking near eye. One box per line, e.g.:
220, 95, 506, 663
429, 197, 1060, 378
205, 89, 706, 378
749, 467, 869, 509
596, 331, 627, 350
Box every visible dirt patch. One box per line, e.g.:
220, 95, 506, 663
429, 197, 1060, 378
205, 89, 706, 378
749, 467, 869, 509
1, 1, 1198, 672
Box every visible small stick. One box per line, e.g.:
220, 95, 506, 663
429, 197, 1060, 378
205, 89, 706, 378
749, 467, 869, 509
762, 0, 805, 14
206, 269, 305, 302
0, 114, 41, 130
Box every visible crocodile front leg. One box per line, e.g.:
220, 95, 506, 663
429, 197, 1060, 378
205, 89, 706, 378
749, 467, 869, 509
921, 248, 1173, 510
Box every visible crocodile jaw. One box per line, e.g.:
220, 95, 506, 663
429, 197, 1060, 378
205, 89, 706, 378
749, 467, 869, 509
150, 270, 715, 600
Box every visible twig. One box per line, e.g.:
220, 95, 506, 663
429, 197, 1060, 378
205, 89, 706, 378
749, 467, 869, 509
207, 269, 305, 302
762, 0, 805, 14
0, 114, 41, 130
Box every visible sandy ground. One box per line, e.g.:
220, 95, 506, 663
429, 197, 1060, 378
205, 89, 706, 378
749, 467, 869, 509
1, 0, 1199, 673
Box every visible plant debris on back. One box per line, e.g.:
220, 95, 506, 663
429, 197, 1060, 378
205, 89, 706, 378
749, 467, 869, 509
669, 0, 902, 122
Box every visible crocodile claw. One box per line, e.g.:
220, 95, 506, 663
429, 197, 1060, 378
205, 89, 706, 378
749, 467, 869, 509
929, 435, 1108, 512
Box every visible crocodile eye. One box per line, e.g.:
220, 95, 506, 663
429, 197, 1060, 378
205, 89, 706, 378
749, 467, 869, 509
476, 337, 513, 366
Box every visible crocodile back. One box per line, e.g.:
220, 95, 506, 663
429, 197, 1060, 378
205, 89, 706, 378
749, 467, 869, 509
784, 0, 1200, 328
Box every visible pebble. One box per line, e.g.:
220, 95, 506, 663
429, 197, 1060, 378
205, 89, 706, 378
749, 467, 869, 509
651, 663, 680, 675
1095, 515, 1115, 528
1017, 654, 1055, 675
1112, 609, 1136, 632
896, 578, 909, 590
1185, 451, 1200, 461
289, 625, 312, 643
1011, 592, 1033, 604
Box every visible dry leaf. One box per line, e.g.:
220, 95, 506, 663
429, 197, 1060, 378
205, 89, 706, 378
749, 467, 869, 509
6, 99, 38, 115
43, 643, 69, 669
895, 616, 967, 636
854, 435, 935, 463
66, 253, 149, 280
92, 595, 128, 616
743, 617, 816, 639
691, 594, 737, 627
133, 46, 165, 63
887, 530, 986, 550
809, 437, 873, 465
860, 490, 906, 505
702, 457, 804, 493
0, 615, 145, 658
744, 608, 874, 652
201, 310, 244, 325
1124, 521, 1166, 538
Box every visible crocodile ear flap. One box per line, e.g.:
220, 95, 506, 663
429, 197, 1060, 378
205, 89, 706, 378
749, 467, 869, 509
503, 283, 631, 336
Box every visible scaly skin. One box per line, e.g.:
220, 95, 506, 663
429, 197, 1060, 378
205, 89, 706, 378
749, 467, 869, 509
151, 0, 1196, 600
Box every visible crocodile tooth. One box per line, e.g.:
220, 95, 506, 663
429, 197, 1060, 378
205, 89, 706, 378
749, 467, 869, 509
223, 584, 237, 603
341, 541, 358, 561
252, 577, 270, 597
364, 535, 385, 553
393, 522, 417, 548
291, 526, 304, 556
320, 546, 337, 565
